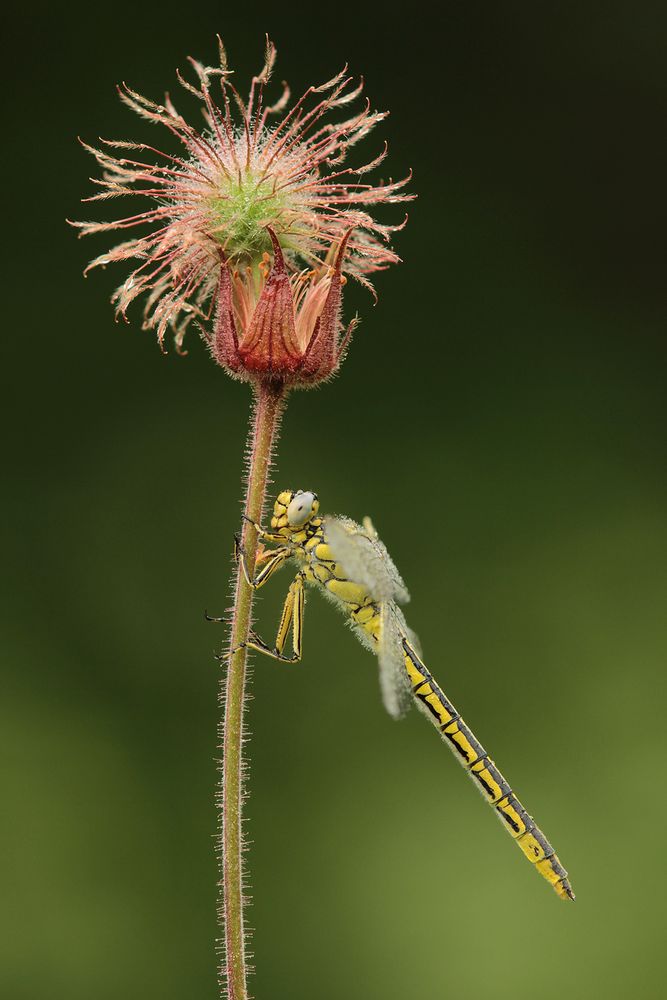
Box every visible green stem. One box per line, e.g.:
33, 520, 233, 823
218, 379, 285, 1000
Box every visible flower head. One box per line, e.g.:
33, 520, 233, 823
71, 37, 412, 384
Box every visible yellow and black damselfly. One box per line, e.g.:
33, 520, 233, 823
211, 489, 574, 901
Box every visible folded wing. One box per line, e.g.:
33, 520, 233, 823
378, 602, 413, 719
326, 516, 412, 719
325, 516, 409, 604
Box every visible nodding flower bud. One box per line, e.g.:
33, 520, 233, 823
210, 229, 356, 387
71, 36, 412, 377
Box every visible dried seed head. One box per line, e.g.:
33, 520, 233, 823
71, 37, 412, 383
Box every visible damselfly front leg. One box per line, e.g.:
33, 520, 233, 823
242, 514, 286, 545
205, 536, 290, 624
234, 534, 291, 589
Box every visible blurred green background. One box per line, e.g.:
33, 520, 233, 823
3, 4, 666, 998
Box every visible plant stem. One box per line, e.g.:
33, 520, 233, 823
218, 379, 285, 1000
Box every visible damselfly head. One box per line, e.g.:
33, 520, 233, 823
271, 489, 320, 531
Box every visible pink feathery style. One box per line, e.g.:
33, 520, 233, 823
71, 37, 412, 384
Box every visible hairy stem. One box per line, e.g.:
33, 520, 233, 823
218, 379, 285, 1000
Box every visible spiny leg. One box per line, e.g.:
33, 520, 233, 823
242, 514, 286, 545
205, 543, 290, 623
234, 536, 291, 589
240, 572, 305, 663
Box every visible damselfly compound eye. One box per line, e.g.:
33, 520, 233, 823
287, 491, 318, 527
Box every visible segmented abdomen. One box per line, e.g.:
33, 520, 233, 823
402, 640, 574, 901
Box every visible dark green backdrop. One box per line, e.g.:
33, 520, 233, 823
4, 4, 666, 998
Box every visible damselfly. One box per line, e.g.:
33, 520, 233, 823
214, 489, 574, 901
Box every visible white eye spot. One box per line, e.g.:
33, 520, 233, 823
287, 491, 317, 527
